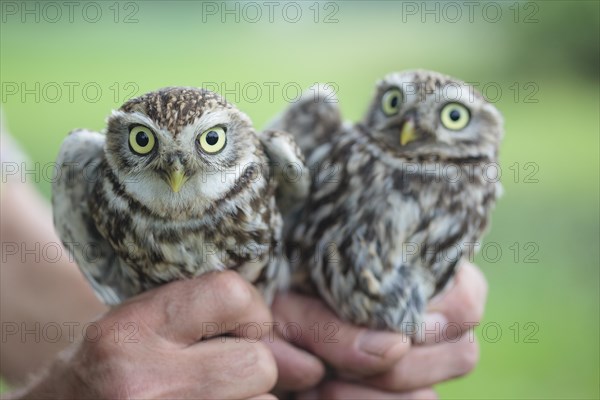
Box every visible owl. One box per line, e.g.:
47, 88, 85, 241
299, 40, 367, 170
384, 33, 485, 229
269, 70, 503, 331
52, 87, 309, 305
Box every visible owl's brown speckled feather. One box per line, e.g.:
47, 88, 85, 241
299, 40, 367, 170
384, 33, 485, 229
269, 70, 503, 331
120, 87, 230, 136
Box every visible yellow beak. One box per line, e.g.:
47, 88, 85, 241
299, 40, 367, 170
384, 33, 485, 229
167, 169, 187, 193
400, 120, 418, 146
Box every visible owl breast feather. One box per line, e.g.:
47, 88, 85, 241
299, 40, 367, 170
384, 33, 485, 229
89, 158, 277, 293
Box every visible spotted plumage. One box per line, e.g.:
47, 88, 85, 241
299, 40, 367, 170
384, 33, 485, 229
269, 70, 503, 331
53, 87, 309, 305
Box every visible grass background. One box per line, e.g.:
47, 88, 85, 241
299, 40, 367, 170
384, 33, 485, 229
1, 1, 599, 398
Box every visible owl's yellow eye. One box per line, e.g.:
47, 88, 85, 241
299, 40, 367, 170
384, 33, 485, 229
440, 103, 470, 130
381, 88, 402, 116
129, 125, 156, 155
197, 126, 227, 154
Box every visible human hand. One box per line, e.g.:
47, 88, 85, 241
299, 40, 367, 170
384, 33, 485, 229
271, 261, 488, 399
10, 271, 278, 400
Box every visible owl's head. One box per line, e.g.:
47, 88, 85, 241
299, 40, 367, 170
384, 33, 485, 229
362, 70, 503, 161
104, 87, 261, 216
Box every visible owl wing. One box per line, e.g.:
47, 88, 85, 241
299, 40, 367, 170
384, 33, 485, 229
52, 129, 129, 305
264, 83, 343, 160
258, 130, 310, 215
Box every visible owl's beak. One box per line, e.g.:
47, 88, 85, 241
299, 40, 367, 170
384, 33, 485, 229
167, 169, 187, 192
400, 119, 418, 146
163, 155, 189, 193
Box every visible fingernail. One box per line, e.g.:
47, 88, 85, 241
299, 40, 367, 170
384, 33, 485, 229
357, 330, 407, 357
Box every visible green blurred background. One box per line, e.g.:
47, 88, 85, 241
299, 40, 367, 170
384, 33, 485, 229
1, 1, 598, 398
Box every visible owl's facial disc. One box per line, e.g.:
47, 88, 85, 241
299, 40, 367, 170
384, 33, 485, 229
364, 71, 503, 161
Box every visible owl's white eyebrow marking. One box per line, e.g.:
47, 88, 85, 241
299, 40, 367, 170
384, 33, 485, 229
111, 110, 161, 132
193, 110, 232, 130
171, 109, 238, 150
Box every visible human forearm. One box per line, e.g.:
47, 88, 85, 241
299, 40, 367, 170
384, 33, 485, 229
0, 180, 107, 384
